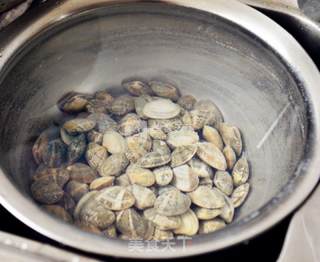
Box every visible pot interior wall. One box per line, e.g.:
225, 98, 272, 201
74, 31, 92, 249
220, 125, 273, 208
0, 3, 307, 223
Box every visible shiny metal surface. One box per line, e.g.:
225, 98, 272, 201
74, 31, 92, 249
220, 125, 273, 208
0, 0, 320, 259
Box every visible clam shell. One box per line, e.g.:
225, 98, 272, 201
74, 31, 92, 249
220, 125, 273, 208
188, 158, 213, 178
115, 174, 131, 187
149, 81, 180, 101
31, 179, 64, 204
154, 188, 191, 216
60, 128, 77, 145
172, 165, 199, 192
87, 113, 117, 133
96, 186, 135, 210
220, 194, 234, 224
148, 127, 167, 140
122, 80, 152, 96
134, 95, 154, 119
129, 184, 156, 210
167, 126, 199, 148
231, 183, 250, 208
127, 165, 156, 187
73, 191, 99, 220
118, 113, 144, 137
85, 143, 108, 170
153, 228, 174, 240
171, 144, 198, 168
67, 133, 86, 164
148, 118, 183, 134
223, 146, 237, 170
95, 90, 114, 107
178, 95, 196, 110
110, 95, 135, 116
188, 186, 225, 209
67, 163, 97, 184
98, 153, 129, 177
154, 166, 173, 186
194, 99, 224, 127
157, 185, 176, 196
89, 176, 114, 191
173, 209, 199, 236
213, 171, 233, 196
116, 208, 151, 239
42, 139, 67, 168
75, 222, 102, 235
152, 140, 171, 154
232, 156, 249, 186
199, 177, 214, 188
87, 130, 103, 145
137, 151, 171, 169
58, 193, 76, 215
219, 123, 242, 156
86, 98, 108, 114
126, 130, 152, 163
102, 131, 127, 154
63, 118, 96, 135
144, 208, 181, 230
57, 92, 89, 113
181, 110, 193, 126
194, 207, 222, 220
197, 142, 227, 171
32, 167, 69, 187
199, 219, 226, 234
103, 225, 117, 238
143, 99, 181, 120
43, 205, 73, 223
202, 125, 224, 150
65, 181, 89, 202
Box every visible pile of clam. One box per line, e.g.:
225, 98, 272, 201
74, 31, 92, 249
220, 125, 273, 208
31, 80, 250, 240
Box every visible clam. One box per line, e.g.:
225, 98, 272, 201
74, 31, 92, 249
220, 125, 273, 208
166, 126, 199, 148
171, 144, 198, 168
157, 185, 176, 196
110, 95, 135, 116
102, 130, 127, 154
199, 177, 214, 188
194, 207, 222, 220
181, 110, 193, 126
232, 156, 249, 186
197, 142, 227, 171
86, 98, 108, 114
220, 194, 234, 224
85, 143, 108, 170
188, 186, 225, 209
116, 208, 152, 239
188, 158, 213, 178
89, 176, 114, 190
178, 95, 196, 110
134, 95, 154, 119
144, 208, 181, 230
32, 126, 60, 165
154, 188, 191, 216
95, 186, 135, 210
57, 92, 89, 113
104, 225, 117, 238
87, 130, 103, 144
137, 151, 171, 169
199, 219, 226, 234
129, 184, 156, 210
63, 118, 96, 135
58, 193, 76, 215
67, 133, 86, 164
219, 123, 242, 156
173, 209, 199, 236
148, 127, 167, 140
122, 80, 152, 96
231, 183, 250, 208
65, 181, 89, 202
148, 118, 183, 134
126, 130, 152, 162
60, 128, 77, 145
75, 222, 102, 235
154, 166, 173, 186
153, 228, 174, 240
194, 99, 224, 127
149, 81, 180, 101
32, 167, 69, 187
127, 165, 156, 187
43, 205, 73, 223
42, 139, 67, 168
115, 173, 131, 187
143, 99, 181, 120
118, 113, 143, 137
213, 171, 233, 196
31, 179, 64, 204
66, 163, 97, 184
78, 198, 115, 229
202, 125, 224, 150
94, 90, 114, 107
172, 165, 199, 192
223, 146, 237, 170
87, 113, 117, 133
152, 140, 171, 155
98, 153, 129, 177
73, 191, 99, 220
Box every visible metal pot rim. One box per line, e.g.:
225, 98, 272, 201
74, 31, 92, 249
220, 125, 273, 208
0, 0, 320, 259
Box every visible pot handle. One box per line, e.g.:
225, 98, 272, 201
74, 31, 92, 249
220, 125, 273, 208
241, 0, 320, 69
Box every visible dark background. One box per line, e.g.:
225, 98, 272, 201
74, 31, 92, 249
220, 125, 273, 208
0, 0, 319, 261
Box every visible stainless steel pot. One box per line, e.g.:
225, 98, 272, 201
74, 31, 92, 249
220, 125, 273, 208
0, 0, 319, 259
